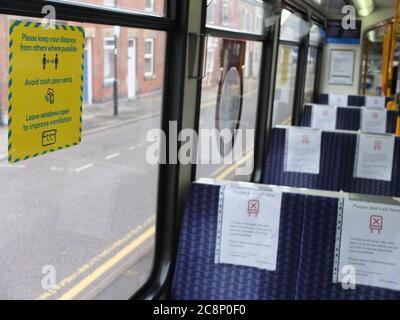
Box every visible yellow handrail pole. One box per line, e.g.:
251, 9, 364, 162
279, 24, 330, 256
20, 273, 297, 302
381, 23, 391, 96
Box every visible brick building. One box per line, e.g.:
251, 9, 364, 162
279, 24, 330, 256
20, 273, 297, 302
0, 0, 264, 124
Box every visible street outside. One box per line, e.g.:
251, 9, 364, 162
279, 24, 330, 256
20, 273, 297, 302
0, 85, 258, 300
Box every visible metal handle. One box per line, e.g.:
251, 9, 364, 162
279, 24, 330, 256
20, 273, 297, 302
188, 33, 207, 80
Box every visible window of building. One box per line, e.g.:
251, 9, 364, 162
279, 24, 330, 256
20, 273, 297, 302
145, 0, 155, 12
207, 0, 216, 24
103, 37, 115, 85
221, 0, 229, 26
206, 48, 215, 74
144, 38, 155, 77
103, 0, 116, 7
252, 46, 261, 77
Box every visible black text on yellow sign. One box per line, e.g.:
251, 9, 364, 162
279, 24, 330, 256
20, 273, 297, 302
8, 20, 85, 163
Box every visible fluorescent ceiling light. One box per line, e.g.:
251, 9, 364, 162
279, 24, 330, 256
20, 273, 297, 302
353, 0, 375, 17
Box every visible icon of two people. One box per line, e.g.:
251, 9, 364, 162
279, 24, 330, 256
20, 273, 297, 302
42, 54, 59, 70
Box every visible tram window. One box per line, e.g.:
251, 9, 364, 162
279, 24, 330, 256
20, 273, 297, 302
206, 0, 267, 35
304, 47, 318, 103
272, 45, 299, 126
361, 25, 387, 96
195, 37, 262, 181
62, 0, 165, 16
0, 15, 166, 300
304, 24, 323, 103
309, 23, 323, 46
279, 9, 309, 43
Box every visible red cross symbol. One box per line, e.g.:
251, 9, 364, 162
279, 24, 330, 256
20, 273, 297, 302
248, 200, 260, 217
301, 135, 310, 145
373, 140, 382, 151
369, 215, 383, 234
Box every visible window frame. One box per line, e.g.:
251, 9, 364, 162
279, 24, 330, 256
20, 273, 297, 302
145, 0, 155, 12
103, 36, 116, 85
144, 37, 155, 77
103, 0, 116, 8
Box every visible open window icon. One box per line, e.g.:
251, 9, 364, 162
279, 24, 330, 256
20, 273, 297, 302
46, 88, 55, 104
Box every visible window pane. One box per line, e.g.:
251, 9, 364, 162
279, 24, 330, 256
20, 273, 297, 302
280, 9, 309, 42
103, 38, 115, 82
309, 23, 324, 46
60, 0, 165, 16
272, 45, 299, 126
206, 0, 268, 35
304, 47, 318, 103
196, 37, 262, 181
0, 15, 166, 299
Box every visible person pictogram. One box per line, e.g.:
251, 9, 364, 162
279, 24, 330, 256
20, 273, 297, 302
42, 54, 47, 70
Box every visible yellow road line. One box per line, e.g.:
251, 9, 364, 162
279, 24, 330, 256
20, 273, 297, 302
36, 216, 155, 300
58, 226, 155, 300
210, 146, 254, 179
215, 151, 254, 180
281, 116, 292, 126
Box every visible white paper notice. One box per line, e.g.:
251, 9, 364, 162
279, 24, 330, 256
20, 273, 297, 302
336, 197, 400, 291
215, 185, 282, 271
361, 108, 387, 134
311, 105, 337, 130
329, 94, 348, 107
285, 128, 321, 174
354, 134, 395, 182
365, 96, 386, 109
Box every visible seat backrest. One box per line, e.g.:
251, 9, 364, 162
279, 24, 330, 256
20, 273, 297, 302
301, 104, 397, 133
347, 95, 365, 107
301, 105, 361, 131
263, 128, 400, 197
171, 182, 400, 300
171, 182, 305, 300
295, 195, 400, 300
319, 94, 395, 108
262, 127, 349, 192
340, 135, 400, 197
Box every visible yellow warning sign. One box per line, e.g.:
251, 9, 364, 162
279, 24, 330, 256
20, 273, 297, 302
8, 20, 85, 163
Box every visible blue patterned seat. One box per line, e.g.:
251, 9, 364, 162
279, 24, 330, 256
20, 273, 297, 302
171, 182, 305, 300
340, 135, 400, 197
319, 94, 394, 108
262, 127, 351, 191
295, 195, 400, 300
301, 105, 361, 131
301, 105, 397, 133
263, 127, 400, 197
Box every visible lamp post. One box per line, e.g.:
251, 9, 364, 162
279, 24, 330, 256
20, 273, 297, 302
113, 25, 120, 116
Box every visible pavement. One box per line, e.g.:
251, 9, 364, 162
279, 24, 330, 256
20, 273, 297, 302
0, 81, 258, 300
